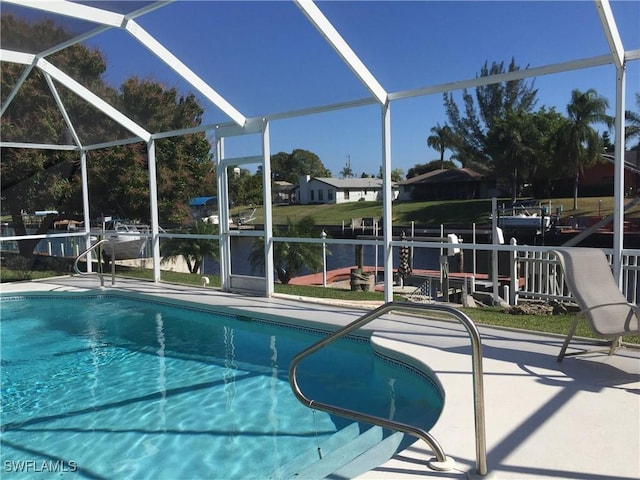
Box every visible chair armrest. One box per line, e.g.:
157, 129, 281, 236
578, 301, 637, 315
577, 302, 640, 333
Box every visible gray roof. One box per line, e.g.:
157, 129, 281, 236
311, 177, 389, 189
399, 168, 484, 185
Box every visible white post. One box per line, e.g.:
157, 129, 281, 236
509, 237, 518, 305
410, 220, 415, 270
472, 222, 477, 279
147, 139, 161, 282
262, 120, 275, 296
80, 150, 93, 272
612, 63, 626, 284
375, 221, 379, 283
381, 102, 394, 303
492, 197, 499, 303
321, 230, 327, 287
216, 136, 231, 291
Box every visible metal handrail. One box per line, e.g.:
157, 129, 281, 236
73, 239, 115, 287
288, 301, 487, 476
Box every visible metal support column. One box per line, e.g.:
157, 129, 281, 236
216, 136, 232, 292
381, 102, 394, 303
262, 119, 275, 296
147, 139, 161, 282
612, 63, 626, 283
80, 149, 92, 272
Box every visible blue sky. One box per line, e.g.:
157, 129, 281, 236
41, 2, 640, 176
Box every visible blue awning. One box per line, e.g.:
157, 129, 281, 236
189, 196, 217, 207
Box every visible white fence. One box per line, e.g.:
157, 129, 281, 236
510, 247, 640, 306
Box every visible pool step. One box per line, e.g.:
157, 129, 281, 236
269, 422, 361, 480
286, 425, 403, 480
327, 429, 404, 479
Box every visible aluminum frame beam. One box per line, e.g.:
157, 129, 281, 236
38, 58, 152, 141
595, 0, 625, 68
123, 19, 246, 126
42, 72, 82, 148
3, 1, 246, 126
295, 0, 388, 105
4, 0, 125, 27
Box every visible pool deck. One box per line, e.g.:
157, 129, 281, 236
2, 276, 639, 480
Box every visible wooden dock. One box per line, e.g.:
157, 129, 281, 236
289, 266, 522, 290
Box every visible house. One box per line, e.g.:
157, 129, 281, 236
272, 181, 296, 204
577, 150, 640, 196
296, 176, 398, 205
397, 168, 495, 201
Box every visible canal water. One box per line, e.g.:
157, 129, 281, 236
205, 236, 444, 277
6, 229, 477, 278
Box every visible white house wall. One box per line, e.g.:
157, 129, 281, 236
298, 177, 383, 205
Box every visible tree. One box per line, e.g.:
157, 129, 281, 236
601, 131, 614, 153
626, 92, 640, 150
270, 149, 330, 184
486, 110, 538, 201
1, 16, 216, 259
426, 123, 455, 170
556, 89, 612, 209
160, 221, 219, 274
375, 166, 404, 182
443, 58, 538, 172
340, 165, 354, 178
407, 160, 456, 179
391, 168, 405, 182
88, 77, 214, 226
527, 107, 568, 198
249, 216, 325, 284
228, 167, 263, 206
1, 15, 119, 256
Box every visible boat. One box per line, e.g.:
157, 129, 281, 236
498, 213, 551, 231
494, 202, 557, 234
91, 219, 149, 260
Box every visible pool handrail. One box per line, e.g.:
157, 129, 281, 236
288, 301, 487, 476
73, 239, 115, 287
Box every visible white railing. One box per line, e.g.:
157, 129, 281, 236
511, 245, 640, 306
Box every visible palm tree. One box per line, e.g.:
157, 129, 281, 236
557, 89, 612, 210
160, 221, 219, 274
427, 123, 455, 170
626, 92, 640, 149
487, 110, 537, 202
340, 165, 354, 178
249, 216, 326, 284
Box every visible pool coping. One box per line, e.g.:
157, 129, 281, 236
2, 276, 639, 480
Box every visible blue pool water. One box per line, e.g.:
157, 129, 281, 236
0, 294, 444, 479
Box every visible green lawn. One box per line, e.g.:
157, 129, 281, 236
244, 196, 640, 228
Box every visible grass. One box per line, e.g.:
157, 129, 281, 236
243, 195, 640, 228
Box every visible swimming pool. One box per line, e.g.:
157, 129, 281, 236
0, 292, 444, 479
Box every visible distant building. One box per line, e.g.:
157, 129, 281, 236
397, 168, 495, 201
188, 196, 217, 219
296, 176, 398, 205
575, 150, 640, 196
272, 181, 296, 204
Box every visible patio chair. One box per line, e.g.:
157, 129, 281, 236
552, 247, 640, 362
